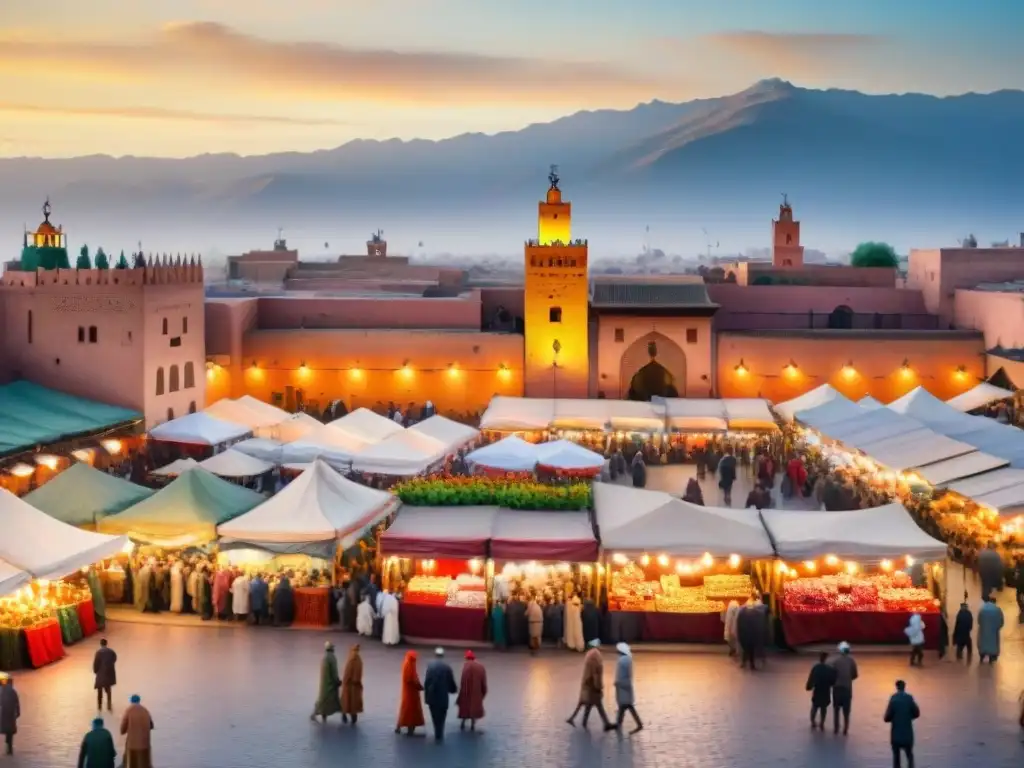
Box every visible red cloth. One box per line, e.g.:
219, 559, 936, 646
490, 539, 598, 563
781, 609, 940, 649
786, 458, 807, 489
639, 611, 724, 643
398, 602, 487, 642
23, 619, 65, 669
76, 599, 98, 637
294, 587, 331, 627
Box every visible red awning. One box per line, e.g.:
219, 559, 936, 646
381, 506, 498, 559
489, 509, 598, 562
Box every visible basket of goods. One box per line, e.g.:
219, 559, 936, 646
655, 587, 725, 614
404, 576, 450, 606
703, 574, 753, 600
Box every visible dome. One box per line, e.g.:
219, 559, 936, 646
35, 220, 58, 236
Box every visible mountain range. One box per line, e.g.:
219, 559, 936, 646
3, 79, 1024, 258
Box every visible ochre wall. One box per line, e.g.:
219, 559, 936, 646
716, 331, 985, 403
595, 315, 714, 398
219, 328, 523, 414
954, 289, 1024, 350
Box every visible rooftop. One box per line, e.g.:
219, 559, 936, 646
726, 329, 984, 341
970, 280, 1024, 294
590, 280, 717, 310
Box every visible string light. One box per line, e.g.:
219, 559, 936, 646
842, 361, 856, 379
734, 359, 748, 376
899, 358, 913, 377
640, 554, 650, 567
783, 360, 799, 377
728, 554, 741, 568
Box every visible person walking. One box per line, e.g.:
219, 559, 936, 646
829, 642, 858, 735
491, 599, 507, 649
456, 650, 487, 731
904, 614, 926, 667
718, 448, 737, 506
0, 673, 19, 755
723, 600, 741, 658
952, 597, 973, 663
566, 639, 612, 730
77, 717, 117, 768
805, 651, 836, 730
609, 642, 643, 734
340, 644, 363, 726
977, 596, 1004, 663
526, 595, 543, 654
884, 680, 920, 768
395, 650, 425, 736
311, 641, 342, 723
422, 648, 458, 741
93, 638, 118, 712
249, 573, 269, 626
119, 694, 154, 768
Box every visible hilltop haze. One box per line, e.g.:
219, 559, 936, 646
3, 80, 1023, 260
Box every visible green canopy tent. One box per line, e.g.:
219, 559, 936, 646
97, 467, 264, 548
23, 462, 154, 529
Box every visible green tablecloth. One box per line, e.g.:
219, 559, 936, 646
0, 626, 29, 671
57, 605, 83, 645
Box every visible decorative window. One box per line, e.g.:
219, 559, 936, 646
549, 307, 562, 323
169, 365, 180, 392
156, 368, 165, 395
183, 362, 195, 389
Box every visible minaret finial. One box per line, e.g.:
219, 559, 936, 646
42, 197, 51, 222
548, 164, 560, 190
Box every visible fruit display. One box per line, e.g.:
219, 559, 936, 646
609, 564, 749, 614
782, 574, 939, 614
405, 574, 487, 608
0, 584, 56, 629
393, 475, 592, 510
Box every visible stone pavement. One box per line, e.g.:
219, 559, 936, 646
5, 621, 1022, 768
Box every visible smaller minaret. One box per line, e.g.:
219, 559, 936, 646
366, 229, 387, 258
772, 193, 804, 268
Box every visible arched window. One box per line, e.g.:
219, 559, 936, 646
827, 305, 855, 330
183, 362, 195, 389
27, 310, 32, 344
188, 400, 197, 414
169, 365, 180, 392
162, 318, 168, 335
156, 367, 165, 396
166, 407, 174, 421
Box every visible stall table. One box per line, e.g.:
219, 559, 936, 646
56, 604, 84, 645
0, 627, 28, 671
605, 610, 724, 644
23, 619, 66, 668
781, 608, 940, 649
76, 598, 98, 638
294, 587, 332, 627
399, 601, 487, 643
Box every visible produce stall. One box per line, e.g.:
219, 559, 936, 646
761, 504, 948, 648
0, 581, 92, 670
594, 483, 774, 643
381, 506, 498, 642
393, 474, 592, 510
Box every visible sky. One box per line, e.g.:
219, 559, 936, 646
0, 0, 1021, 158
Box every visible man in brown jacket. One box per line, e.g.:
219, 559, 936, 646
120, 694, 154, 768
566, 639, 611, 730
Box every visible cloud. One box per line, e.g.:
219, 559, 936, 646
0, 22, 665, 106
699, 32, 884, 75
0, 101, 351, 126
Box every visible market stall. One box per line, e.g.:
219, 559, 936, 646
279, 425, 366, 469
198, 448, 275, 479
351, 430, 447, 476
775, 384, 851, 422
232, 438, 285, 464
327, 407, 405, 445
947, 382, 1015, 413
151, 457, 200, 478
535, 440, 605, 477
408, 415, 480, 454
217, 460, 395, 627
381, 506, 498, 643
97, 467, 264, 548
466, 436, 540, 472
761, 504, 947, 648
24, 462, 154, 529
274, 412, 325, 443
204, 398, 285, 437
149, 411, 253, 450
594, 483, 773, 643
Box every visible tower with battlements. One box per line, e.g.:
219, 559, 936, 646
772, 195, 804, 268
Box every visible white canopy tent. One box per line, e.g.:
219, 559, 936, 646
552, 399, 664, 432
761, 504, 947, 564
275, 412, 325, 443
204, 398, 283, 432
0, 488, 128, 582
945, 468, 1024, 499
218, 460, 394, 547
234, 395, 291, 424
854, 430, 977, 472
408, 415, 479, 453
279, 426, 367, 466
465, 436, 540, 471
0, 558, 30, 598
328, 408, 405, 445
821, 408, 927, 448
971, 483, 1024, 517
775, 384, 846, 422
888, 387, 973, 430
232, 438, 284, 464
913, 451, 1008, 487
351, 430, 447, 476
724, 399, 778, 431
947, 382, 1014, 412
198, 448, 275, 478
657, 398, 727, 431
794, 397, 866, 430
593, 483, 775, 558
858, 395, 885, 410
479, 396, 556, 431
151, 457, 200, 477
535, 440, 605, 471
150, 411, 252, 446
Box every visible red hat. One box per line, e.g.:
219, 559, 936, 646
464, 650, 475, 660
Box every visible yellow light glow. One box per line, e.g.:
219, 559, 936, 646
206, 367, 216, 381
803, 560, 816, 572
899, 359, 913, 378
775, 560, 787, 573
297, 362, 310, 376
400, 362, 413, 378
121, 540, 135, 555
734, 359, 748, 377
447, 363, 459, 378
905, 555, 915, 566
880, 559, 892, 572
679, 563, 693, 575
701, 552, 714, 568
842, 363, 856, 380
71, 449, 94, 463
497, 364, 511, 381
640, 554, 650, 567
9, 463, 34, 478
788, 568, 798, 578
783, 360, 799, 377
596, 564, 604, 575
657, 554, 669, 567
349, 367, 363, 380
954, 366, 968, 380
844, 561, 858, 574
612, 553, 627, 565
468, 558, 481, 574
580, 564, 592, 575
824, 554, 839, 566
728, 554, 741, 568
34, 454, 59, 470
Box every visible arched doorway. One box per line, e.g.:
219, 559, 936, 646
827, 305, 854, 329
619, 332, 687, 400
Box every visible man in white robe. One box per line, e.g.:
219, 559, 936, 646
380, 591, 400, 645
356, 595, 376, 637
564, 594, 585, 652
186, 565, 200, 614
231, 572, 251, 621
169, 560, 185, 613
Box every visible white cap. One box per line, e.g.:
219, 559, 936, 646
434, 647, 445, 656
838, 641, 851, 653
588, 638, 601, 649
616, 642, 631, 656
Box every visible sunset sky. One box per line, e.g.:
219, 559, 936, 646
0, 0, 1020, 158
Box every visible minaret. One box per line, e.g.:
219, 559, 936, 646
772, 194, 804, 267
523, 166, 589, 398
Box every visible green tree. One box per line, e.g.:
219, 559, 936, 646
94, 247, 109, 269
850, 241, 898, 268
76, 244, 92, 269
115, 250, 129, 269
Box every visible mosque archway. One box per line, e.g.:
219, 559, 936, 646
828, 305, 854, 329
619, 332, 687, 400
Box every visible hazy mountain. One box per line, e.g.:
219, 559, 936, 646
3, 79, 1024, 258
